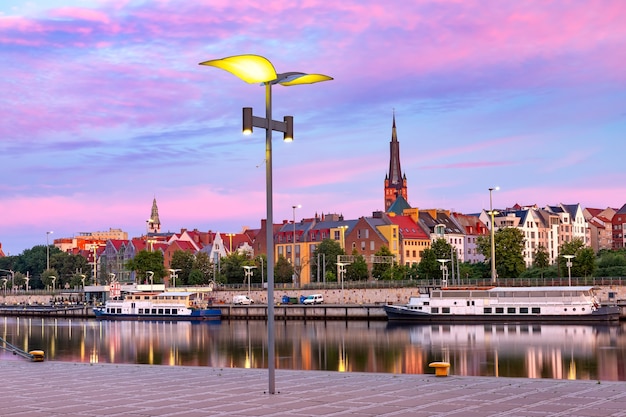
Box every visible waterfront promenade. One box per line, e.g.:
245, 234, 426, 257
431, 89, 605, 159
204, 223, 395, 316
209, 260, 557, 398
2, 360, 626, 416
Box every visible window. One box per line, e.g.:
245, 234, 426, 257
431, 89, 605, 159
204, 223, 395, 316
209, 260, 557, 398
507, 307, 516, 314
520, 307, 529, 314
495, 307, 504, 314
361, 241, 365, 250
442, 307, 450, 314
431, 307, 439, 314
370, 241, 375, 250
484, 307, 492, 314
532, 307, 540, 314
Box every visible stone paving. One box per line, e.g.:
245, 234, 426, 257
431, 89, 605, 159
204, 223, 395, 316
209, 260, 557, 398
1, 360, 626, 417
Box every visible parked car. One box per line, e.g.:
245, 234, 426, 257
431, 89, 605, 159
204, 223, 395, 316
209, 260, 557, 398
302, 294, 324, 305
233, 295, 254, 305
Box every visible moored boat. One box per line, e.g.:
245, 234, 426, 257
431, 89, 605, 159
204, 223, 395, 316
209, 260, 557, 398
93, 291, 220, 321
384, 286, 619, 323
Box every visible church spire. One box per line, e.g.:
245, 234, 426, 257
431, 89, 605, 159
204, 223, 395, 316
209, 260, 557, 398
147, 197, 161, 234
384, 111, 408, 211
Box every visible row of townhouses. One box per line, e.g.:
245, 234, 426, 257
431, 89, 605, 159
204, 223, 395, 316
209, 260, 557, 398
4, 116, 625, 283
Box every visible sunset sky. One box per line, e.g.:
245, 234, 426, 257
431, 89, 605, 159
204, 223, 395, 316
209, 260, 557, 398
1, 0, 625, 255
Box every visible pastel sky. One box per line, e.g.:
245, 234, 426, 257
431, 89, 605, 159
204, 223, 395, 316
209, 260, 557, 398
1, 0, 625, 255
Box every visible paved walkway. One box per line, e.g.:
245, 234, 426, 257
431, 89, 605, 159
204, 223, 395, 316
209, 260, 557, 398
1, 360, 626, 416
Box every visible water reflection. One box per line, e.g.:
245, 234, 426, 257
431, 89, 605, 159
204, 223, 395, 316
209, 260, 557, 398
1, 317, 625, 381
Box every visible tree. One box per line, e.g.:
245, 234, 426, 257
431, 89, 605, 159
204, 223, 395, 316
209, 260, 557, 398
417, 248, 439, 279
125, 250, 166, 284
41, 269, 60, 290
220, 253, 249, 284
559, 238, 595, 278
371, 246, 394, 280
345, 250, 369, 281
477, 228, 525, 278
170, 250, 195, 285
596, 251, 626, 277
193, 252, 213, 283
312, 239, 345, 282
274, 255, 294, 284
532, 245, 550, 278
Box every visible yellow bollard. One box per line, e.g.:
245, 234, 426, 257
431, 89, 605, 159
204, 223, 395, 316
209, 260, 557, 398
29, 350, 45, 362
429, 361, 450, 377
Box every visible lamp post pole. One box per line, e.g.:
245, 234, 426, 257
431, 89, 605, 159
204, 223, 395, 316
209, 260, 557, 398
292, 204, 301, 286
168, 269, 181, 288
488, 187, 499, 283
437, 259, 450, 288
564, 255, 575, 286
46, 231, 53, 271
243, 266, 256, 295
200, 54, 332, 394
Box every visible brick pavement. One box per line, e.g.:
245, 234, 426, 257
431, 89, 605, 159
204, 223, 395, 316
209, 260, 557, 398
1, 360, 626, 416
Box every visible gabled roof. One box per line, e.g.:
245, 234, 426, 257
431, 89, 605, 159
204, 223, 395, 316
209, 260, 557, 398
616, 203, 626, 215
388, 215, 430, 239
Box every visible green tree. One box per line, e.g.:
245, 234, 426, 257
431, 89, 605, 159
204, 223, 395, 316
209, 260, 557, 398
41, 269, 60, 291
417, 248, 439, 279
170, 250, 195, 285
274, 255, 294, 284
126, 250, 166, 284
371, 246, 394, 280
559, 238, 595, 278
345, 250, 369, 281
532, 245, 550, 278
193, 252, 213, 283
254, 255, 267, 284
477, 228, 525, 278
312, 239, 345, 282
596, 251, 626, 277
188, 269, 205, 285
220, 253, 249, 284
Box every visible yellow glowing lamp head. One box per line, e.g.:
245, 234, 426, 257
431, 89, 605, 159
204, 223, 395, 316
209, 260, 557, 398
199, 54, 278, 84
277, 73, 334, 86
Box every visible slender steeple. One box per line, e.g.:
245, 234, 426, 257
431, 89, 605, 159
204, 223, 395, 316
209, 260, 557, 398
147, 197, 161, 234
384, 111, 408, 211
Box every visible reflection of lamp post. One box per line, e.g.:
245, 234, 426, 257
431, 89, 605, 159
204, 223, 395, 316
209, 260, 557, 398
90, 244, 98, 285
292, 204, 301, 285
564, 254, 575, 286
488, 187, 499, 283
168, 269, 181, 288
339, 225, 348, 251
46, 230, 54, 270
437, 259, 450, 288
243, 266, 256, 295
200, 54, 332, 395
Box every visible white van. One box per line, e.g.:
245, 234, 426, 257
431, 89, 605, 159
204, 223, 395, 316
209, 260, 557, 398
233, 295, 254, 305
303, 294, 324, 305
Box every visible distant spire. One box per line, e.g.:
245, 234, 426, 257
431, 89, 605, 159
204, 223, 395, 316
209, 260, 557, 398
147, 197, 161, 234
384, 111, 408, 211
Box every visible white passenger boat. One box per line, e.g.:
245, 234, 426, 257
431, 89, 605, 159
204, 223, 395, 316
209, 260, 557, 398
93, 291, 221, 321
384, 286, 619, 323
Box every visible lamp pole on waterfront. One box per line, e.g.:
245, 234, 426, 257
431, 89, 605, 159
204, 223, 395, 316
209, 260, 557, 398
50, 276, 57, 292
200, 54, 332, 394
564, 255, 575, 286
0, 269, 15, 292
46, 231, 53, 271
292, 204, 301, 285
437, 259, 450, 288
168, 269, 181, 288
243, 266, 256, 295
488, 187, 499, 283
146, 271, 154, 292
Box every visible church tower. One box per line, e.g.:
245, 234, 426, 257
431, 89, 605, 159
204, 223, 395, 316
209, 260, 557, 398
147, 197, 161, 234
384, 113, 408, 210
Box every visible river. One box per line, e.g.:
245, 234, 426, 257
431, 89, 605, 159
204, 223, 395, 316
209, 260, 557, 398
1, 317, 625, 381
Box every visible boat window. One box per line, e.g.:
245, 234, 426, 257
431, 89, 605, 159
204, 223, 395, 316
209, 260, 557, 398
431, 307, 439, 314
158, 309, 164, 314
164, 309, 170, 314
172, 310, 178, 315
151, 309, 157, 314
484, 307, 492, 314
532, 307, 540, 314
442, 307, 450, 314
520, 307, 529, 314
507, 307, 516, 314
495, 307, 504, 314
138, 309, 143, 314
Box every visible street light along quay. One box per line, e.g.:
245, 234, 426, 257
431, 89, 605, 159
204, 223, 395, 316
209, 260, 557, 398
199, 54, 332, 394
292, 204, 301, 285
46, 231, 53, 271
488, 187, 499, 283
564, 254, 575, 286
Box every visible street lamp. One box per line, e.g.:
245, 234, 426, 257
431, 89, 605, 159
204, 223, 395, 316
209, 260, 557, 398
0, 269, 15, 292
200, 54, 332, 394
90, 244, 98, 285
50, 275, 57, 292
292, 204, 301, 286
46, 231, 53, 271
437, 259, 450, 288
564, 255, 575, 286
337, 262, 349, 303
146, 271, 154, 291
243, 266, 256, 295
168, 269, 181, 288
488, 187, 500, 283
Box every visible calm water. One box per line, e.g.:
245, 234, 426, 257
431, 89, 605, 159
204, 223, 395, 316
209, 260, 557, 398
1, 317, 625, 381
